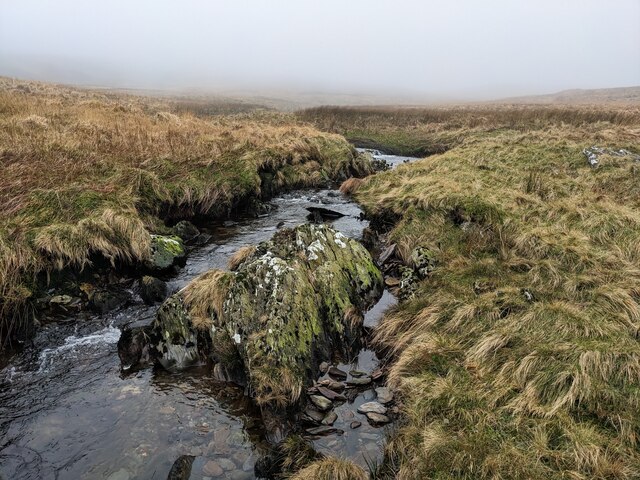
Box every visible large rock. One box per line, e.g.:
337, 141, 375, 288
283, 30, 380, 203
223, 224, 383, 406
146, 235, 186, 270
120, 224, 383, 407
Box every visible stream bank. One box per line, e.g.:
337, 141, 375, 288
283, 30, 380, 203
0, 151, 417, 480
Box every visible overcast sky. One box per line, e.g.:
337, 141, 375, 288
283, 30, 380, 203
1, 0, 639, 100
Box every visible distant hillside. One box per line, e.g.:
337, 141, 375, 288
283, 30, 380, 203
497, 86, 640, 105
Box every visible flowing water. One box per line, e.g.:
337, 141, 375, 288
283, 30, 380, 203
0, 152, 415, 480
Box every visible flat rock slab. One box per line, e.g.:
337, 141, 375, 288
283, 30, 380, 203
318, 379, 345, 392
375, 386, 394, 404
357, 401, 387, 415
306, 426, 343, 436
306, 206, 346, 220
322, 411, 338, 426
309, 394, 332, 411
328, 366, 348, 379
366, 412, 391, 424
379, 243, 397, 264
347, 376, 372, 386
317, 386, 346, 402
303, 408, 326, 423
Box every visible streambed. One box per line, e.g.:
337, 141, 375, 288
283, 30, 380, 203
0, 152, 415, 480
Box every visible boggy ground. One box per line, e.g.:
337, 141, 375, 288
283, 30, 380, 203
316, 106, 640, 479
0, 78, 371, 347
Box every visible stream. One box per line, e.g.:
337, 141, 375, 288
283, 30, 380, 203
0, 151, 416, 480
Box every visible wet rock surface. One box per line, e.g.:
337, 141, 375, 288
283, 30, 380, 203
147, 234, 186, 271
121, 223, 384, 408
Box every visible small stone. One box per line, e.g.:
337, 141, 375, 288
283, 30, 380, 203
366, 412, 391, 424
371, 368, 385, 381
379, 243, 397, 264
309, 394, 332, 411
350, 421, 362, 429
317, 386, 346, 401
172, 220, 200, 242
303, 407, 326, 423
322, 411, 338, 426
318, 379, 345, 392
50, 294, 73, 305
385, 277, 400, 287
347, 376, 372, 386
375, 387, 394, 404
363, 389, 375, 401
349, 369, 368, 378
306, 426, 341, 436
357, 401, 387, 415
328, 366, 347, 379
202, 460, 224, 477
106, 469, 131, 480
217, 458, 237, 471
319, 361, 330, 373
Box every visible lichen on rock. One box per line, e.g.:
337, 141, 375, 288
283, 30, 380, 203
146, 234, 186, 270
120, 224, 383, 408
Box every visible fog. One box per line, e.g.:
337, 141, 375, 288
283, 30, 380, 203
1, 0, 639, 101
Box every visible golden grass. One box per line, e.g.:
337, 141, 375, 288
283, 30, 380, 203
181, 269, 232, 330
289, 457, 368, 480
348, 111, 640, 478
339, 177, 364, 195
299, 104, 640, 156
228, 245, 257, 271
0, 78, 368, 346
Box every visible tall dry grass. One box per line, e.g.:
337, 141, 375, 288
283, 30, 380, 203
0, 78, 368, 346
353, 119, 640, 478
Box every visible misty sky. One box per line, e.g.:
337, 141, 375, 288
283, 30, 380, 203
1, 0, 639, 100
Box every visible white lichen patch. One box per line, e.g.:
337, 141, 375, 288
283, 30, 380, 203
233, 332, 241, 344
334, 231, 348, 249
307, 239, 325, 261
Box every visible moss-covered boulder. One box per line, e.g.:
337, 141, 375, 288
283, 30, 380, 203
224, 224, 383, 406
146, 234, 186, 270
121, 224, 383, 407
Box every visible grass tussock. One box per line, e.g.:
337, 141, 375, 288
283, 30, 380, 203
350, 111, 640, 478
289, 457, 368, 480
228, 245, 257, 271
339, 177, 364, 195
299, 104, 640, 156
181, 269, 233, 330
0, 78, 369, 345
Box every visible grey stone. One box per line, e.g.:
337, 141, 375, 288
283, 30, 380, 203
322, 411, 338, 426
375, 386, 394, 404
357, 401, 387, 415
309, 394, 332, 411
366, 412, 391, 424
347, 376, 372, 386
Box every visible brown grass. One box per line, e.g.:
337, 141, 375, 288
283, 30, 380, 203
228, 245, 257, 271
289, 457, 368, 480
0, 77, 370, 346
181, 269, 233, 330
339, 177, 364, 195
347, 109, 640, 478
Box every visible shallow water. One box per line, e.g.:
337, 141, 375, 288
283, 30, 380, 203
0, 153, 412, 480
